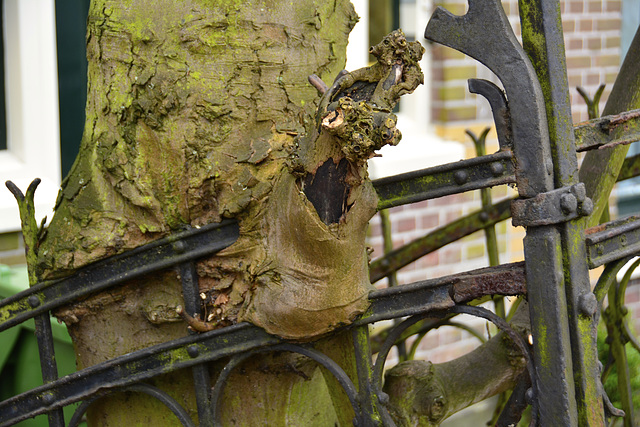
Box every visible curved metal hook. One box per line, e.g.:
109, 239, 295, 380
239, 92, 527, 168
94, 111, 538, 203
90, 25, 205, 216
372, 313, 438, 390
468, 79, 512, 150
425, 1, 553, 197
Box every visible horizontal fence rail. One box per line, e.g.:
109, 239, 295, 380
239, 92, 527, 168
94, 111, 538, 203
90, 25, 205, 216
0, 221, 239, 332
373, 109, 640, 210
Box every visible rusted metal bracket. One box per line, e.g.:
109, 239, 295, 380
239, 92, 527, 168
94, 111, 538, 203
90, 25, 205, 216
360, 262, 526, 325
511, 183, 594, 227
574, 108, 640, 151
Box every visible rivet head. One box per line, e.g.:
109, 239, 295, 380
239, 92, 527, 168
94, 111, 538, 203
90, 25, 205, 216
578, 198, 593, 216
479, 212, 489, 222
187, 345, 200, 358
579, 293, 598, 317
571, 183, 587, 203
42, 393, 55, 405
490, 162, 504, 176
525, 388, 535, 405
560, 193, 577, 215
453, 170, 469, 185
28, 295, 40, 308
378, 392, 390, 405
173, 241, 186, 254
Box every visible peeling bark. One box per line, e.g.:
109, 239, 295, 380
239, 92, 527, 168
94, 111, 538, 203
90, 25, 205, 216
40, 0, 424, 343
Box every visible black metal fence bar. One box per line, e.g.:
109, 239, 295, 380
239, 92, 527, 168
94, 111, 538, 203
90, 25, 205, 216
373, 150, 515, 210
523, 1, 604, 422
618, 153, 640, 181
178, 261, 214, 427
360, 262, 526, 326
0, 220, 239, 332
32, 313, 65, 427
574, 108, 640, 151
585, 214, 640, 268
209, 344, 362, 427
373, 107, 640, 211
351, 325, 393, 426
67, 383, 197, 427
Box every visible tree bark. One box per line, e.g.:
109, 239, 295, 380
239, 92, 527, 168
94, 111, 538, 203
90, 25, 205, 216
39, 0, 362, 423
36, 1, 427, 424
35, 1, 635, 425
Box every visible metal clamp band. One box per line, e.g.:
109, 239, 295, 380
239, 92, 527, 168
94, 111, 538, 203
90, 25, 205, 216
511, 183, 593, 227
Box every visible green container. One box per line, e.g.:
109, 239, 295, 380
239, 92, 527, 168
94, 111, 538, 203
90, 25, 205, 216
0, 265, 83, 426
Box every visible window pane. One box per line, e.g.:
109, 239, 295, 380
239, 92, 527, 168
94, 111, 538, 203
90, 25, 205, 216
55, 0, 90, 178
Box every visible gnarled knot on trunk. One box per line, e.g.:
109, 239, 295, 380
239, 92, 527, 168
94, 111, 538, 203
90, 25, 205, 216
321, 98, 401, 164
383, 361, 448, 426
319, 29, 425, 114
186, 31, 425, 340
228, 31, 425, 340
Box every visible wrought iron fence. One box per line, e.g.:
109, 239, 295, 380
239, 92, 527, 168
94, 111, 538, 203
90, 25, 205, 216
1, 0, 640, 426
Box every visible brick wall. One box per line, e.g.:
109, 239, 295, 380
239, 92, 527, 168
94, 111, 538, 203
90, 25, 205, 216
431, 0, 621, 136
368, 187, 520, 285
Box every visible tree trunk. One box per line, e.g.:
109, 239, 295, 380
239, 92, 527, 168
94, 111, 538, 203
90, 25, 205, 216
37, 1, 425, 424
39, 0, 359, 423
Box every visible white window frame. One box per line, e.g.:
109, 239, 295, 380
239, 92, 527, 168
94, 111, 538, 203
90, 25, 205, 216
0, 0, 60, 233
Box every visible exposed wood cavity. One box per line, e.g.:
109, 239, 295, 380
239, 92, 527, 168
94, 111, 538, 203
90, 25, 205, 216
301, 158, 351, 225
